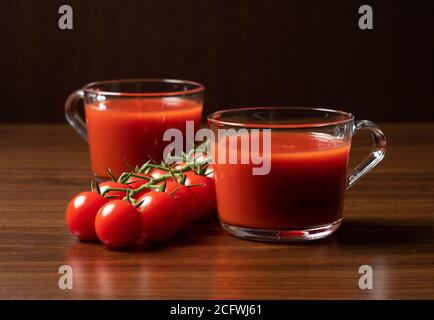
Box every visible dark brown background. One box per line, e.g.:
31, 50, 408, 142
1, 0, 433, 123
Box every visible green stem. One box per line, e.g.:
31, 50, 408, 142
117, 172, 131, 183
129, 173, 152, 180
110, 156, 213, 203
128, 161, 205, 197
101, 187, 130, 196
106, 168, 116, 181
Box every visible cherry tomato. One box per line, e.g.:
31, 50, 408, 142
160, 180, 200, 228
126, 174, 152, 199
99, 181, 128, 200
95, 200, 143, 248
149, 168, 168, 179
184, 172, 216, 220
66, 192, 109, 241
173, 162, 185, 170
193, 152, 214, 179
174, 155, 214, 180
203, 164, 214, 180
136, 191, 182, 241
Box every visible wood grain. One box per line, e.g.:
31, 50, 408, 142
1, 0, 434, 123
0, 123, 433, 299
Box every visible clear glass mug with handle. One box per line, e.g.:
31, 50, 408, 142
208, 107, 386, 241
65, 79, 205, 179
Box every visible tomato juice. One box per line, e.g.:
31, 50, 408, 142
213, 132, 350, 229
85, 98, 202, 178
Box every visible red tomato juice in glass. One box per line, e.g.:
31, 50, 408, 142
85, 98, 202, 178
213, 132, 350, 229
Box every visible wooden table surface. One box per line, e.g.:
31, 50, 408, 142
0, 123, 433, 300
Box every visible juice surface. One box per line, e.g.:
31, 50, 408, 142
85, 98, 202, 177
213, 132, 350, 229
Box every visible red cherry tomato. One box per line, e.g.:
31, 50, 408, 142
95, 200, 143, 248
173, 162, 186, 170
161, 180, 200, 228
184, 172, 216, 220
136, 191, 182, 242
204, 164, 214, 180
149, 168, 168, 179
66, 192, 109, 241
126, 174, 152, 199
174, 154, 214, 180
193, 152, 214, 179
99, 181, 128, 200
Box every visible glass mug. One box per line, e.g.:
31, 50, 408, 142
65, 79, 204, 179
208, 107, 386, 241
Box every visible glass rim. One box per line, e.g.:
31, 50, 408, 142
82, 78, 205, 97
207, 106, 355, 129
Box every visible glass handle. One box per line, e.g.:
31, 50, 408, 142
65, 90, 88, 141
347, 120, 386, 189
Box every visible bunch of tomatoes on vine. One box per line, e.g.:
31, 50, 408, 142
66, 152, 215, 248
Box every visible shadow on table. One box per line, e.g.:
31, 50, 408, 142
335, 218, 434, 246
125, 218, 222, 253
